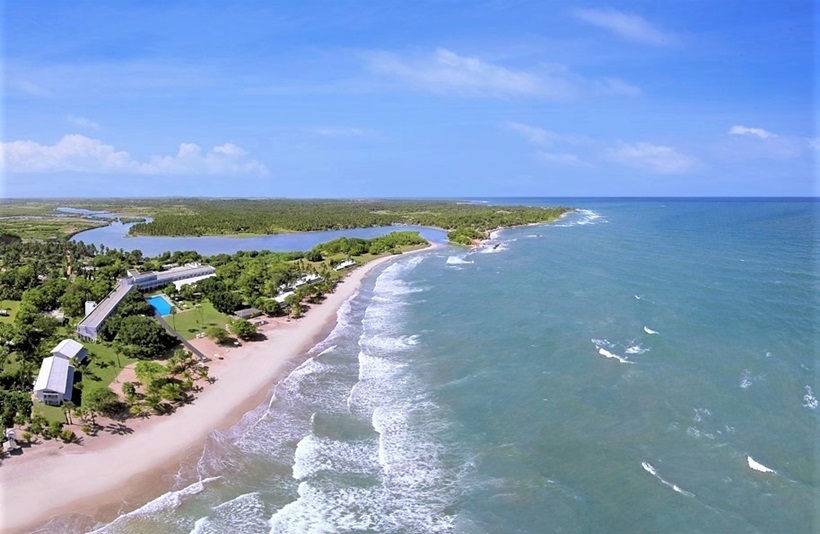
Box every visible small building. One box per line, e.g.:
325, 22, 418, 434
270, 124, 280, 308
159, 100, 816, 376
51, 339, 87, 363
293, 273, 322, 288
334, 259, 356, 271
33, 356, 75, 406
274, 291, 295, 304
234, 307, 262, 320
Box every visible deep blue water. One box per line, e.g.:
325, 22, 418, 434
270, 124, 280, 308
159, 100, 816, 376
48, 199, 817, 533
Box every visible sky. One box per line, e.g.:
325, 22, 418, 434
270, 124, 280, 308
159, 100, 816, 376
1, 0, 816, 198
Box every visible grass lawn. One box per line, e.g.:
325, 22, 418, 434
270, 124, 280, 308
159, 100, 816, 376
79, 342, 138, 401
32, 403, 68, 425
0, 299, 20, 324
170, 301, 230, 340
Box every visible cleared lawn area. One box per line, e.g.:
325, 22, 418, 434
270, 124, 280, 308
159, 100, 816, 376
79, 342, 138, 402
32, 403, 67, 425
170, 301, 230, 340
0, 299, 20, 324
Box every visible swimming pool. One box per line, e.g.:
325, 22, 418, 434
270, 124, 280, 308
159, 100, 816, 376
146, 295, 172, 315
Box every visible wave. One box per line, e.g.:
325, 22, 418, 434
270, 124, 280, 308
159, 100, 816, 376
643, 326, 659, 335
88, 477, 222, 533
189, 492, 269, 534
625, 344, 649, 355
597, 347, 633, 364
446, 255, 474, 265
641, 462, 695, 497
803, 386, 817, 410
591, 339, 634, 364
747, 456, 776, 474
554, 209, 607, 227
316, 344, 337, 357
634, 295, 642, 300
476, 242, 508, 254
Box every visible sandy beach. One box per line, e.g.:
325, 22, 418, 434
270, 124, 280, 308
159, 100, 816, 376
0, 251, 418, 533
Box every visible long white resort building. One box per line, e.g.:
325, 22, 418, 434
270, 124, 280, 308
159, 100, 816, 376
77, 263, 215, 341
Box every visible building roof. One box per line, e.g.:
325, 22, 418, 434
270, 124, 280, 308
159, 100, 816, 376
51, 339, 85, 359
172, 272, 216, 290
33, 356, 74, 396
234, 307, 262, 318
77, 280, 134, 337
274, 291, 295, 303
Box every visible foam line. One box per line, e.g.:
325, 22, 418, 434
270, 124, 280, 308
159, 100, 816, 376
643, 326, 659, 335
641, 462, 695, 497
747, 456, 776, 474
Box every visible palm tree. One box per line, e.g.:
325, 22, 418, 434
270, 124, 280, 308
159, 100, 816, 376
62, 401, 76, 425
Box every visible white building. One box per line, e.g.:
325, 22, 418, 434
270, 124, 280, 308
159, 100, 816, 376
51, 339, 87, 363
334, 259, 356, 271
77, 262, 215, 341
33, 356, 75, 406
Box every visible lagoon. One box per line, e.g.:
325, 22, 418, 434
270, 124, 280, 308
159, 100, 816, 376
71, 220, 448, 256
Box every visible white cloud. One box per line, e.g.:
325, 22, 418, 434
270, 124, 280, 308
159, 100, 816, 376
728, 125, 776, 139
67, 115, 101, 130
368, 48, 550, 97
605, 141, 695, 174
0, 135, 268, 176
537, 151, 589, 167
574, 8, 674, 46
505, 122, 563, 146
367, 48, 638, 100
7, 79, 52, 97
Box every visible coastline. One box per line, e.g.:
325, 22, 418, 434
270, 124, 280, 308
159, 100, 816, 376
0, 247, 436, 533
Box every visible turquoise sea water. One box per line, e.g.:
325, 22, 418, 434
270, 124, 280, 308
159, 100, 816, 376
49, 199, 817, 533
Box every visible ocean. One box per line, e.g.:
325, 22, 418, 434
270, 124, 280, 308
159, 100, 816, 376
49, 199, 818, 533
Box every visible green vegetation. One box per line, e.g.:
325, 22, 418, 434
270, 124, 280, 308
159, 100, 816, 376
0, 216, 107, 241
80, 343, 138, 391
128, 199, 571, 241
447, 227, 485, 245
228, 318, 257, 340
171, 301, 231, 340
312, 231, 427, 257
0, 300, 20, 324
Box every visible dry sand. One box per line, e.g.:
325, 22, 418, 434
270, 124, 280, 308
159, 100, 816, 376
0, 251, 418, 533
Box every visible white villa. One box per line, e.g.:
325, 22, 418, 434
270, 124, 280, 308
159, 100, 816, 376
51, 339, 87, 363
334, 259, 356, 271
33, 356, 75, 406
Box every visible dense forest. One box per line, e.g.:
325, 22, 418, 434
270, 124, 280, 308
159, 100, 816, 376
126, 199, 571, 238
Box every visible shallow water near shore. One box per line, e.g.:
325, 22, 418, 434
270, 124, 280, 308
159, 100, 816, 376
46, 199, 817, 533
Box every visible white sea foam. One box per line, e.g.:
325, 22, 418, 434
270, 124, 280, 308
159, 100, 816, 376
641, 462, 695, 498
803, 386, 817, 409
525, 234, 542, 238
476, 242, 508, 254
747, 456, 776, 474
190, 492, 269, 534
643, 326, 659, 335
89, 477, 222, 533
634, 294, 642, 300
446, 255, 474, 265
625, 344, 649, 355
597, 347, 633, 364
555, 209, 607, 227
316, 344, 337, 357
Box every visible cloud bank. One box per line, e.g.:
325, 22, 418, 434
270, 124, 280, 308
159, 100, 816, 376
368, 48, 639, 99
574, 7, 675, 46
0, 135, 269, 176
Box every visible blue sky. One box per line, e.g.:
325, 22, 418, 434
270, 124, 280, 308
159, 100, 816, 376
2, 1, 815, 197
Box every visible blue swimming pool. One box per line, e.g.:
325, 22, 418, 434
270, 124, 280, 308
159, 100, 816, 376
146, 295, 172, 315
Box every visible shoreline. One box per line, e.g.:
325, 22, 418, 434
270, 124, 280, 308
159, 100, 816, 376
0, 247, 437, 533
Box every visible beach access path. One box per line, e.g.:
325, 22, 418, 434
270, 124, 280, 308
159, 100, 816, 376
0, 248, 431, 533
